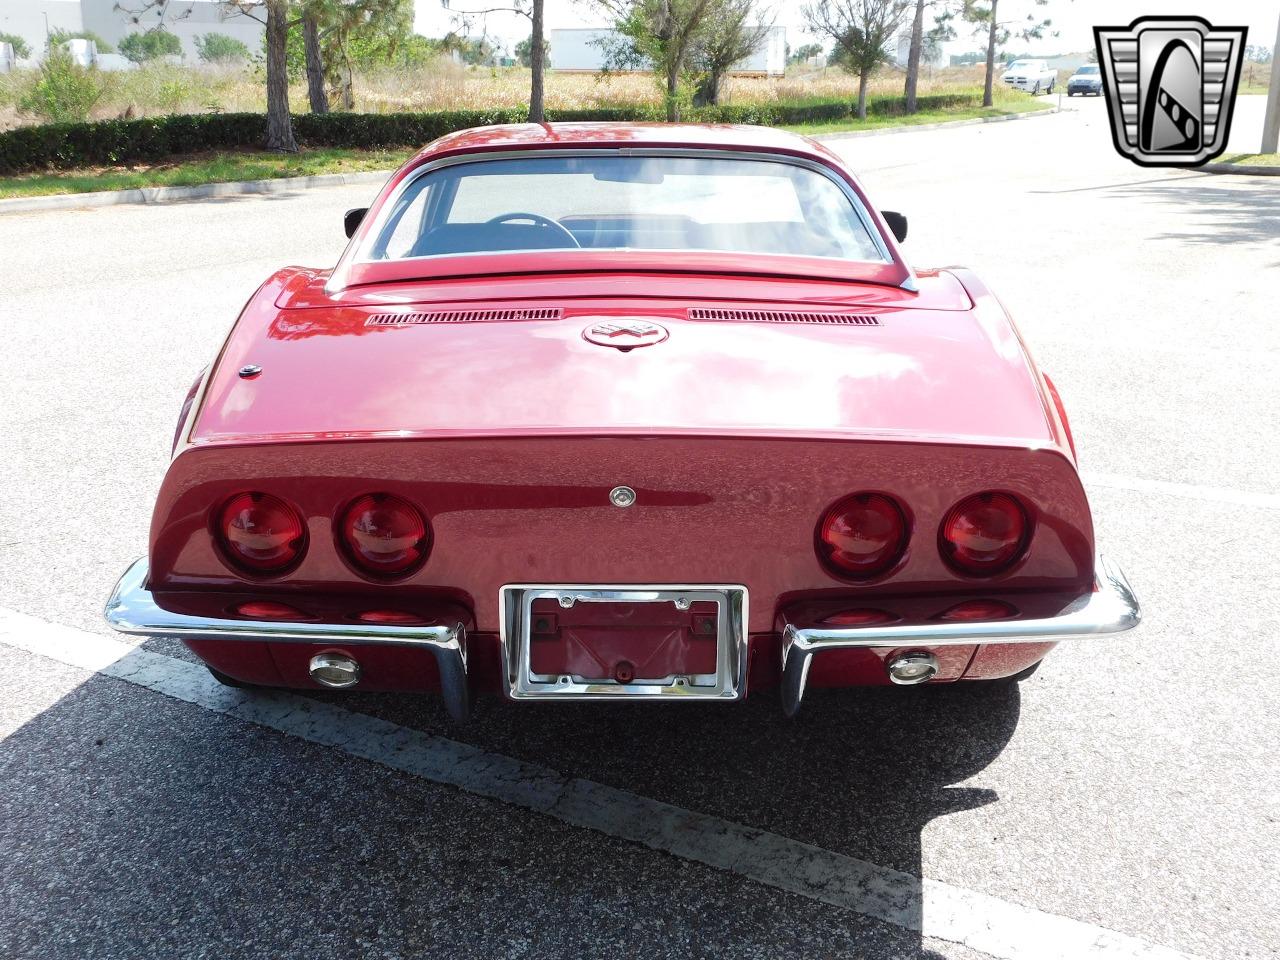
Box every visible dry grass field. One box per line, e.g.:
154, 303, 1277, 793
0, 59, 1000, 130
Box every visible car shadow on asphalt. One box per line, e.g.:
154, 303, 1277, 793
2, 643, 1023, 960
1103, 176, 1280, 248
306, 674, 1024, 957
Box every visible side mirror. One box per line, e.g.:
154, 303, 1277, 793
883, 211, 908, 244
344, 207, 367, 239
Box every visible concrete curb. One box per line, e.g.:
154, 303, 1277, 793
0, 169, 391, 215
1200, 162, 1280, 177
810, 104, 1059, 141
2, 105, 1060, 214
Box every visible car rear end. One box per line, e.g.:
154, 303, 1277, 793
106, 278, 1137, 719
103, 126, 1139, 719
110, 424, 1134, 718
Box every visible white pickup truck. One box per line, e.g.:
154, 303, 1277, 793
1001, 59, 1056, 95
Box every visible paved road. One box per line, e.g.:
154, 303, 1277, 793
1, 96, 1277, 960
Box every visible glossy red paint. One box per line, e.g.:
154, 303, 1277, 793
149, 436, 1093, 634
189, 276, 1049, 449
146, 123, 1095, 696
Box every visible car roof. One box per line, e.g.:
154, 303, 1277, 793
414, 122, 838, 163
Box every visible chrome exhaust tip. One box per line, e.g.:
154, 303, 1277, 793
887, 651, 938, 685
309, 652, 361, 689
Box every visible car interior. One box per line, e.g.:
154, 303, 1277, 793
405, 214, 846, 259
368, 155, 882, 263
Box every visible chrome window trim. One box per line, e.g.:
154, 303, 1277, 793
499, 584, 749, 701
348, 148, 895, 271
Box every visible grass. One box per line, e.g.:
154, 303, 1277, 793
783, 96, 1051, 134
0, 147, 414, 198
1214, 152, 1280, 168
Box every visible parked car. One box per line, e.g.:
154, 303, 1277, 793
105, 123, 1140, 720
1002, 59, 1057, 94
1067, 63, 1104, 96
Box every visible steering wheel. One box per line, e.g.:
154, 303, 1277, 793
486, 212, 580, 247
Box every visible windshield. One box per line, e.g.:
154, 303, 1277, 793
1007, 61, 1033, 70
365, 154, 885, 264
1076, 65, 1099, 75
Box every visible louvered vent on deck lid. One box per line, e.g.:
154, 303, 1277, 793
365, 307, 562, 326
687, 308, 880, 326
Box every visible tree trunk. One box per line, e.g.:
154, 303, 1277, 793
1262, 9, 1280, 153
983, 0, 999, 108
666, 64, 680, 121
529, 0, 545, 123
303, 14, 328, 115
330, 34, 353, 111
265, 0, 297, 152
857, 68, 869, 120
904, 0, 926, 113
695, 69, 721, 106
340, 49, 355, 110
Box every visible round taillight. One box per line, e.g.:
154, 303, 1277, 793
817, 493, 908, 580
939, 492, 1030, 576
339, 493, 430, 578
218, 493, 306, 574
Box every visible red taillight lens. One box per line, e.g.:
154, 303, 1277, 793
234, 600, 310, 621
819, 608, 899, 627
939, 492, 1030, 576
339, 493, 430, 578
817, 493, 908, 580
218, 493, 306, 574
937, 599, 1019, 622
356, 609, 433, 626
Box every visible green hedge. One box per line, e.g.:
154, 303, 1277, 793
0, 93, 986, 175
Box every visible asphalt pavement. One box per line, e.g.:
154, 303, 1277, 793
1, 94, 1277, 960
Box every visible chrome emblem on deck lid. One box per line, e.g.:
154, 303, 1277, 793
583, 320, 669, 349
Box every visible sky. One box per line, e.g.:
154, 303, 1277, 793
416, 0, 1280, 58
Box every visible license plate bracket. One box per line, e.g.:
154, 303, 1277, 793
500, 585, 749, 700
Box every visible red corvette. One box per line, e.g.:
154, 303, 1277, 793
105, 123, 1139, 720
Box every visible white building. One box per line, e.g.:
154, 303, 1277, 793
550, 25, 787, 77
893, 31, 946, 70
0, 0, 265, 63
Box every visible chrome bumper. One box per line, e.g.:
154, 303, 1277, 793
779, 556, 1141, 717
104, 558, 471, 721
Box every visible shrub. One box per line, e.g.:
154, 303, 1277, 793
47, 29, 114, 55
119, 30, 183, 65
17, 50, 103, 123
195, 33, 251, 65
0, 93, 991, 175
0, 32, 32, 60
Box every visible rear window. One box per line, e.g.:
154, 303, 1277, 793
365, 153, 885, 264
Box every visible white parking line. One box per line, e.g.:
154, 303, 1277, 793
1082, 471, 1280, 510
0, 607, 1201, 960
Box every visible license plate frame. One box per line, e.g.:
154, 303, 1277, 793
499, 585, 749, 701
